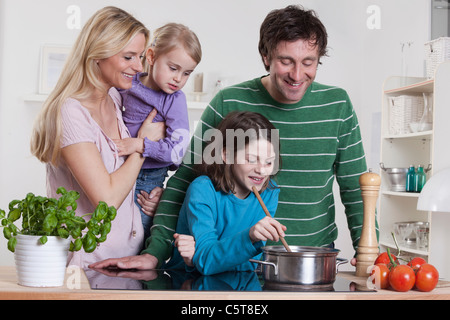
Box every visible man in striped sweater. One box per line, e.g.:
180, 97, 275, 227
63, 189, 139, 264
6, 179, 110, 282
92, 5, 369, 270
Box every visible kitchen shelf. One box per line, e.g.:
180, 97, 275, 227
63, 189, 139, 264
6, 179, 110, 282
384, 78, 434, 95
383, 130, 432, 139
381, 191, 420, 198
379, 240, 429, 257
378, 61, 450, 280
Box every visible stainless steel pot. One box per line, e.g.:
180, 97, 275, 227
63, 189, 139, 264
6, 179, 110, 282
380, 163, 408, 192
250, 246, 348, 286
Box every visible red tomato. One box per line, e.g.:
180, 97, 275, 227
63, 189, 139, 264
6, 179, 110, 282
407, 257, 427, 271
371, 263, 390, 289
415, 264, 439, 292
375, 252, 399, 267
389, 265, 416, 292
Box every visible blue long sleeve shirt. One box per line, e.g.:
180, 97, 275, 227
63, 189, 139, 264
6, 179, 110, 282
164, 175, 280, 275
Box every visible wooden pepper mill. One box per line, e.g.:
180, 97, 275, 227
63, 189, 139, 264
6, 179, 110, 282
355, 170, 381, 277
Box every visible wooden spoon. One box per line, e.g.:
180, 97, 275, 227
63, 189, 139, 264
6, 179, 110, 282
252, 186, 292, 252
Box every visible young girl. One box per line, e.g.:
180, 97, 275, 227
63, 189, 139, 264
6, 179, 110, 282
165, 111, 286, 275
115, 23, 202, 242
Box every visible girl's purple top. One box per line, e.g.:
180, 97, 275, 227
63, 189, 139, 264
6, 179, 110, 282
119, 72, 190, 170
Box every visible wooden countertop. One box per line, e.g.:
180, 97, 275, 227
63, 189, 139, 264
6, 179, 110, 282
0, 266, 449, 300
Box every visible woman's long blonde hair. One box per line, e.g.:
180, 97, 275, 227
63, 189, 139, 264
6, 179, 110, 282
30, 6, 149, 165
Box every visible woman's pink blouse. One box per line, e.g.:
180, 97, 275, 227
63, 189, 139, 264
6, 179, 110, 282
46, 88, 144, 268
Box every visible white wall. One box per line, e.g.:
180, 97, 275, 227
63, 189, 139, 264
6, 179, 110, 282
0, 0, 431, 266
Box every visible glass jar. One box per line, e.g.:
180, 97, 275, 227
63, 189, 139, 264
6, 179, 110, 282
415, 165, 426, 192
406, 165, 416, 192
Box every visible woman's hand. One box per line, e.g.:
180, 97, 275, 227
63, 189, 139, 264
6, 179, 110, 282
113, 137, 144, 156
138, 109, 166, 142
249, 216, 287, 243
174, 233, 195, 267
137, 187, 163, 217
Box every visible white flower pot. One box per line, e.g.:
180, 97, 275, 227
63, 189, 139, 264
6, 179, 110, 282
14, 234, 71, 287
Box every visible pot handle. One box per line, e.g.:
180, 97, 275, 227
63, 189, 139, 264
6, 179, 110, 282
249, 259, 278, 276
336, 258, 348, 274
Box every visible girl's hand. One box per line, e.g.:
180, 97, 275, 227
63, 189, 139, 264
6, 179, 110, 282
174, 233, 195, 267
249, 216, 287, 243
137, 187, 163, 217
113, 137, 144, 156
138, 109, 166, 142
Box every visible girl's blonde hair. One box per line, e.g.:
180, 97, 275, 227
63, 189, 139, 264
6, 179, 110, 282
145, 23, 202, 72
30, 6, 149, 165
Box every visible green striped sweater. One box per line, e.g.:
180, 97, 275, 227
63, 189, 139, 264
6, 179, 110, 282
142, 77, 368, 265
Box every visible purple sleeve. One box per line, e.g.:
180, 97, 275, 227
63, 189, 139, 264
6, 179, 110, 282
142, 91, 190, 167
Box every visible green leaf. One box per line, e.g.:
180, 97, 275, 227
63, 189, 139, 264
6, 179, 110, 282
57, 228, 69, 239
83, 231, 97, 253
8, 199, 21, 211
43, 214, 58, 233
70, 238, 82, 252
108, 206, 117, 221
93, 201, 108, 220
3, 227, 11, 239
9, 224, 18, 235
87, 218, 98, 229
102, 221, 112, 235
39, 235, 48, 245
97, 234, 107, 243
45, 206, 56, 216
70, 226, 82, 239
7, 208, 21, 222
56, 187, 67, 195
7, 237, 17, 253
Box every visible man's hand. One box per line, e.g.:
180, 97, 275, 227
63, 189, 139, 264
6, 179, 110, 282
89, 253, 158, 270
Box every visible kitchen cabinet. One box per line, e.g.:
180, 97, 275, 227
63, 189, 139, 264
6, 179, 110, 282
379, 61, 450, 280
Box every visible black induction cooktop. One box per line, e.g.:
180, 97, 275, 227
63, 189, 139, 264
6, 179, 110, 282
85, 268, 375, 293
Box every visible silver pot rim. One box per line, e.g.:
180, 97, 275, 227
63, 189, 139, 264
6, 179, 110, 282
261, 245, 340, 257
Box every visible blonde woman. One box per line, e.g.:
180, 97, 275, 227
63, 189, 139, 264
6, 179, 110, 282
30, 6, 165, 268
